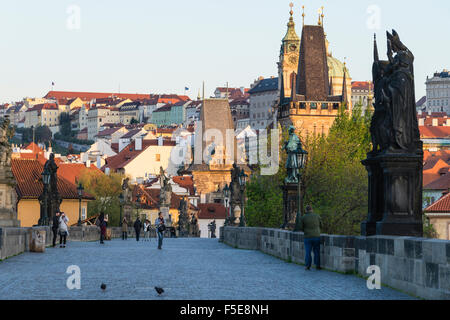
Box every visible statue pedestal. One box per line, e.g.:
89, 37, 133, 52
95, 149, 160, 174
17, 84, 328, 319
281, 183, 298, 230
361, 152, 423, 237
0, 176, 20, 228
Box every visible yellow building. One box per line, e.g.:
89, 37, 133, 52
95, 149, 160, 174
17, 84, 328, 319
11, 158, 94, 227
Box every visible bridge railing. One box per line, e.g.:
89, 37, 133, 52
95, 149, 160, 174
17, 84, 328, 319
221, 226, 450, 300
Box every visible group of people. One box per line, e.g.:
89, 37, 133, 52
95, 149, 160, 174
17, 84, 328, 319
120, 212, 166, 250
51, 211, 70, 248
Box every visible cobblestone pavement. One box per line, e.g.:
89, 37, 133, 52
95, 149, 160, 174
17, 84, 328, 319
0, 238, 415, 300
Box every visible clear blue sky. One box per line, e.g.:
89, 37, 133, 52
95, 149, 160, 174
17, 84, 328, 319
0, 0, 448, 103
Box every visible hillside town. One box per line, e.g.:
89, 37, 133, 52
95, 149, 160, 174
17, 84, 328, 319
0, 6, 449, 241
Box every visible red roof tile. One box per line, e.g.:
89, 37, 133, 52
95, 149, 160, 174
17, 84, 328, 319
57, 163, 102, 185
420, 126, 450, 139
425, 192, 450, 213
197, 203, 227, 219
11, 159, 94, 200
424, 172, 450, 190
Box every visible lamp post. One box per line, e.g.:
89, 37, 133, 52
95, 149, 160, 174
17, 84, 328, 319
119, 193, 124, 227
223, 184, 230, 226
39, 168, 51, 226
294, 144, 308, 231
77, 183, 84, 226
135, 193, 141, 220
238, 169, 248, 227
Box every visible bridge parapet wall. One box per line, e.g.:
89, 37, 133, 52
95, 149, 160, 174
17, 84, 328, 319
222, 227, 450, 300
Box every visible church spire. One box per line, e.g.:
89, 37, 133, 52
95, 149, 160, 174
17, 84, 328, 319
341, 63, 349, 105
282, 3, 300, 43
373, 33, 379, 62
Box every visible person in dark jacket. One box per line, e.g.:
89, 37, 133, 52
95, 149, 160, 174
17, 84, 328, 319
155, 212, 165, 249
52, 212, 60, 247
298, 205, 322, 271
134, 217, 142, 241
97, 212, 106, 244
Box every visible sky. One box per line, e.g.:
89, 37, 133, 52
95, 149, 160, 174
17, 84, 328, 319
0, 0, 449, 104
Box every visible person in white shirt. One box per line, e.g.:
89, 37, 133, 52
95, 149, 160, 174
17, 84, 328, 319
58, 212, 69, 248
143, 219, 151, 241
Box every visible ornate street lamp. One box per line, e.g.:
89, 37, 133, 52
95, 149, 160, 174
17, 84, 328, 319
223, 184, 230, 225
119, 193, 124, 227
294, 144, 308, 231
39, 168, 51, 226
77, 183, 84, 226
238, 169, 248, 227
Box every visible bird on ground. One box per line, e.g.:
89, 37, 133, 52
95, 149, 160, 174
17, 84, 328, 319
101, 283, 107, 290
155, 287, 164, 295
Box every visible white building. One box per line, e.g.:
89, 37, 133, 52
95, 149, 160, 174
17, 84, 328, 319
426, 70, 450, 114
197, 203, 226, 239
248, 77, 279, 130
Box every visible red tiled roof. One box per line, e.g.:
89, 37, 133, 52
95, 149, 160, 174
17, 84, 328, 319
425, 192, 450, 213
419, 126, 450, 139
197, 203, 227, 219
351, 81, 374, 91
96, 127, 123, 137
172, 176, 195, 195
57, 163, 102, 185
103, 139, 176, 171
11, 159, 95, 200
424, 172, 450, 190
25, 103, 58, 115
44, 91, 151, 101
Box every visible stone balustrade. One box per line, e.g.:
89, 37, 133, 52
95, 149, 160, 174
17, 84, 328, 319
221, 227, 450, 300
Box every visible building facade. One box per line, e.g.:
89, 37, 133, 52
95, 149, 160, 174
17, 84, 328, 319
425, 70, 450, 114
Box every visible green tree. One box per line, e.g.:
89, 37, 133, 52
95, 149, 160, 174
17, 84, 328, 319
245, 126, 289, 228
78, 170, 125, 226
59, 112, 72, 137
302, 103, 372, 235
130, 117, 139, 125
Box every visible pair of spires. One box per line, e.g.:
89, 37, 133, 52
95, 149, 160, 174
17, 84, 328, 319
289, 3, 324, 26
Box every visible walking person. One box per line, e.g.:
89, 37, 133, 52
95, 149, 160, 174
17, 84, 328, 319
97, 212, 107, 244
143, 219, 151, 241
298, 205, 322, 270
134, 216, 142, 241
58, 212, 69, 248
122, 217, 128, 240
155, 212, 165, 250
52, 212, 60, 247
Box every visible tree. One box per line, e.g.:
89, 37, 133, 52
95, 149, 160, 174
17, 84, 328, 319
35, 125, 52, 144
59, 112, 72, 137
78, 169, 126, 226
245, 126, 289, 228
130, 117, 139, 125
302, 103, 372, 235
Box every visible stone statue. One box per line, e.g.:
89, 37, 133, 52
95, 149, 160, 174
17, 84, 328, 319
229, 163, 241, 223
361, 30, 423, 237
209, 220, 216, 238
159, 166, 172, 207
370, 30, 420, 154
178, 197, 189, 236
44, 154, 58, 195
0, 117, 14, 168
283, 126, 302, 183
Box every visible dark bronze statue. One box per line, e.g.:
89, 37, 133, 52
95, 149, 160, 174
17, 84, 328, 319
283, 126, 302, 183
370, 30, 420, 154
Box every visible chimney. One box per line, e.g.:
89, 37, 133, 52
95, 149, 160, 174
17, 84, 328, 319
86, 159, 91, 168
446, 119, 450, 127
432, 118, 438, 127
96, 155, 101, 168
418, 118, 424, 126
135, 137, 143, 151
240, 87, 245, 95
158, 136, 163, 146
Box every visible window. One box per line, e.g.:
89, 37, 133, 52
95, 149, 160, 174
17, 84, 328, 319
310, 103, 317, 109
321, 103, 328, 110
156, 154, 160, 161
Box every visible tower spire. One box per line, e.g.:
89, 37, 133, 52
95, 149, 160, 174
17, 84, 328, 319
373, 33, 379, 62
341, 62, 349, 106
282, 3, 300, 43
302, 5, 305, 26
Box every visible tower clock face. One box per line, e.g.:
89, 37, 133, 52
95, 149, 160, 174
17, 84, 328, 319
289, 56, 297, 65
289, 44, 297, 52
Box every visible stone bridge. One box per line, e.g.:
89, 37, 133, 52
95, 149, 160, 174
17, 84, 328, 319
0, 233, 418, 300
